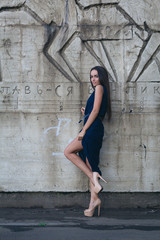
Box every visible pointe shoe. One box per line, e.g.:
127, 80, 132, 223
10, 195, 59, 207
84, 198, 101, 217
93, 172, 107, 194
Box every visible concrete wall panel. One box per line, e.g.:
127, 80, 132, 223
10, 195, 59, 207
0, 0, 159, 192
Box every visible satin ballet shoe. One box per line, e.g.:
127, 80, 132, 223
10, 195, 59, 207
84, 198, 101, 217
93, 172, 107, 194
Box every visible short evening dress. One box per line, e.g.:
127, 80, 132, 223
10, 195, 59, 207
79, 85, 108, 176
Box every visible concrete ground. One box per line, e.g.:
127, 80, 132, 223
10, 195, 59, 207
0, 207, 160, 240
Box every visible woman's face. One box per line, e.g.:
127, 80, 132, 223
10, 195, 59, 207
90, 69, 101, 87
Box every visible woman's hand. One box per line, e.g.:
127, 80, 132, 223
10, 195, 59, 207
78, 129, 86, 141
81, 107, 85, 116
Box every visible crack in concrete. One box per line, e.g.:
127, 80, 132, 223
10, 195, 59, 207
61, 33, 81, 82
126, 22, 160, 82
134, 45, 160, 82
82, 40, 105, 67
75, 0, 119, 10
0, 2, 75, 82
127, 34, 152, 82
22, 5, 46, 25
154, 57, 160, 75
0, 3, 47, 25
1, 1, 160, 84
3, 223, 160, 231
101, 41, 118, 82
81, 40, 115, 82
0, 59, 2, 82
0, 2, 26, 13
116, 5, 143, 32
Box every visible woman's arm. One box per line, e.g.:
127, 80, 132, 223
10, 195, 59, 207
81, 107, 85, 116
78, 85, 103, 140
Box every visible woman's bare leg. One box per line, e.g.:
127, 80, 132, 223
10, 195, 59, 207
86, 158, 99, 209
64, 137, 93, 183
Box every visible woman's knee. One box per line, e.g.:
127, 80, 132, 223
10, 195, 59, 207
64, 148, 68, 158
64, 147, 70, 158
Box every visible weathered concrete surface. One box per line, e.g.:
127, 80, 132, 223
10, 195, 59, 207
0, 0, 160, 195
0, 207, 160, 240
0, 192, 160, 208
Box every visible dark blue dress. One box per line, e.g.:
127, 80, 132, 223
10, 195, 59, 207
79, 86, 108, 175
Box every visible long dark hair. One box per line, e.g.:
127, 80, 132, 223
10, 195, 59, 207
90, 66, 111, 121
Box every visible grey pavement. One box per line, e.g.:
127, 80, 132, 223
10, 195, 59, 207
0, 207, 160, 240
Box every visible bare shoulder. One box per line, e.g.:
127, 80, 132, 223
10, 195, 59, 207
95, 84, 103, 93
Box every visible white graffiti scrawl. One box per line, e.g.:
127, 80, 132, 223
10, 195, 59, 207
43, 118, 71, 136
41, 118, 73, 156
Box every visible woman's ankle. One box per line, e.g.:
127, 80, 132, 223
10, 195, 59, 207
89, 173, 94, 186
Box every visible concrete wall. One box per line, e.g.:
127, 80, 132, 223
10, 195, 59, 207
0, 0, 160, 193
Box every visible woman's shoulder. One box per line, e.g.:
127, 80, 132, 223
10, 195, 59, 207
95, 84, 103, 91
95, 85, 104, 96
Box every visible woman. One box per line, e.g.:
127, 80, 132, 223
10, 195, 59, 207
64, 66, 111, 217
